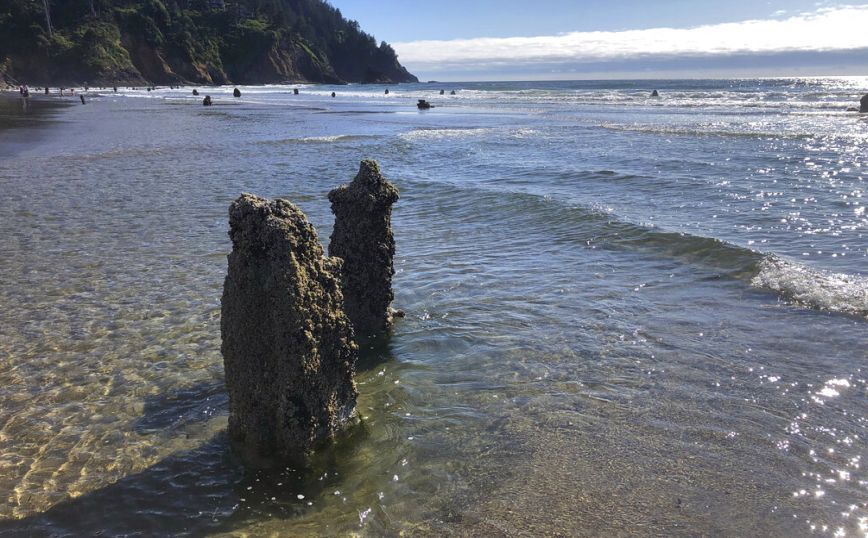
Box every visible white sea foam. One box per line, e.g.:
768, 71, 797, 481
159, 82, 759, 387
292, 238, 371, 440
295, 135, 357, 143
399, 127, 494, 141
258, 134, 371, 145
751, 255, 868, 317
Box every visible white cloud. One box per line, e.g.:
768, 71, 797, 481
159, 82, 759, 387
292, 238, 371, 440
393, 6, 868, 70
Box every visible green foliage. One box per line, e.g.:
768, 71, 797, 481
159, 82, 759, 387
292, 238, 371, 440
237, 17, 270, 33
0, 0, 417, 83
74, 21, 135, 71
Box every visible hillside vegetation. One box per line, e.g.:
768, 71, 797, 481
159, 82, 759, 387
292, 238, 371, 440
0, 0, 417, 85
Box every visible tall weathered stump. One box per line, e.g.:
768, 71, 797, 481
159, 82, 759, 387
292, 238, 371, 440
221, 194, 358, 463
328, 160, 399, 337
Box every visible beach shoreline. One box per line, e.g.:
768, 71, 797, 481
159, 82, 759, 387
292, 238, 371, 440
0, 91, 74, 156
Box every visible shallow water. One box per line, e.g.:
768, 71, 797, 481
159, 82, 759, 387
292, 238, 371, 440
0, 78, 866, 536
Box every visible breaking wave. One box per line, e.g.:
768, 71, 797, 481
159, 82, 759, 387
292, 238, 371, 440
751, 255, 868, 318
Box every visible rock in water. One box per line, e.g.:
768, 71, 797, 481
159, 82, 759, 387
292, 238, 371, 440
203, 95, 212, 106
328, 160, 399, 337
233, 87, 241, 98
861, 93, 868, 113
221, 194, 359, 463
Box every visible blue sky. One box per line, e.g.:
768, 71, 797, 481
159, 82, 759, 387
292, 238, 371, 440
332, 0, 868, 80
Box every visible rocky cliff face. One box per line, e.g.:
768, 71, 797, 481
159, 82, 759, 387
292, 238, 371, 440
0, 0, 417, 86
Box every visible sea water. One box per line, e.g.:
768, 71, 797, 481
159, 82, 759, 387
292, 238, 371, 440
0, 78, 865, 536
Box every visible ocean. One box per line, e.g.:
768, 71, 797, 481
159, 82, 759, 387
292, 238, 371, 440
0, 78, 865, 536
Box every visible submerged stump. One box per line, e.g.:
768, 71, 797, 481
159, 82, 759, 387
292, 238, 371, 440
221, 194, 358, 463
328, 160, 399, 337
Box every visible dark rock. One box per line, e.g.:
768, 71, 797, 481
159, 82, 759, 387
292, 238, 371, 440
440, 89, 444, 95
192, 89, 199, 96
221, 194, 359, 463
651, 90, 659, 97
331, 91, 336, 98
385, 88, 389, 95
203, 95, 212, 106
293, 88, 299, 95
417, 99, 432, 110
450, 90, 456, 95
861, 93, 868, 113
233, 87, 241, 98
44, 87, 49, 95
847, 107, 859, 112
328, 160, 399, 337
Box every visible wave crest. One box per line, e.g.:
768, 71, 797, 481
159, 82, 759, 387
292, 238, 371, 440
751, 255, 868, 317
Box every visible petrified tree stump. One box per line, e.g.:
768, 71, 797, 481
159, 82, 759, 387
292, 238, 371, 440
328, 160, 399, 337
221, 194, 358, 462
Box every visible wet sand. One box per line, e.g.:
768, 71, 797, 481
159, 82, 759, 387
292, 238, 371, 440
0, 92, 73, 156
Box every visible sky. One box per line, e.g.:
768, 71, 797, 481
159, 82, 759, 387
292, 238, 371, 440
332, 0, 868, 80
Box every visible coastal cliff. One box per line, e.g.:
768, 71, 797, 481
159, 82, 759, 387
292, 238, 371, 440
0, 0, 417, 86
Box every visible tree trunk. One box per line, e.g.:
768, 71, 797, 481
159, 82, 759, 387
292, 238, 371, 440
42, 0, 53, 37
